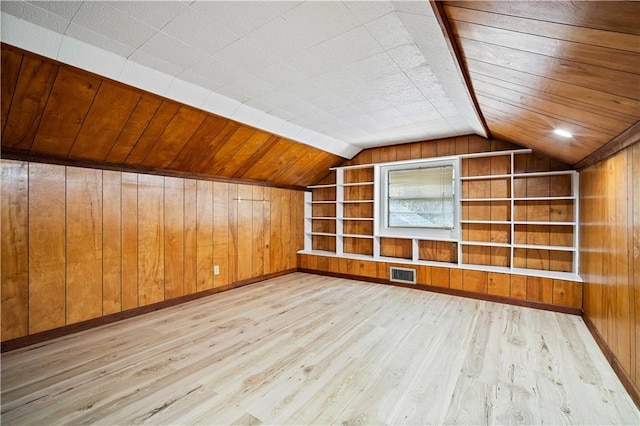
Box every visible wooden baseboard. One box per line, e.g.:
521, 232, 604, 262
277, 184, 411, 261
1, 269, 296, 352
299, 268, 583, 316
583, 313, 640, 409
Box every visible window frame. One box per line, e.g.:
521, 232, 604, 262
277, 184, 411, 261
374, 157, 460, 241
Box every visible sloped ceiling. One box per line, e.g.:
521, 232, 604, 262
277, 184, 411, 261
441, 1, 640, 165
1, 44, 343, 188
0, 0, 486, 160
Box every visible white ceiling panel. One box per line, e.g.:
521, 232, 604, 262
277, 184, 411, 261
213, 38, 278, 73
28, 1, 82, 20
344, 1, 395, 24
242, 17, 318, 60
65, 22, 135, 58
1, 0, 486, 159
137, 32, 203, 73
254, 63, 306, 89
316, 27, 384, 69
191, 1, 301, 37
283, 1, 359, 42
365, 13, 413, 50
2, 1, 69, 33
161, 7, 238, 56
106, 1, 188, 30
73, 2, 156, 49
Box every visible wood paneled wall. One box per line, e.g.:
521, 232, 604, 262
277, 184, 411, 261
326, 134, 574, 271
0, 160, 303, 341
580, 141, 639, 402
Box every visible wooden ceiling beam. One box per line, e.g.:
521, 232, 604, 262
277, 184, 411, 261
573, 121, 640, 170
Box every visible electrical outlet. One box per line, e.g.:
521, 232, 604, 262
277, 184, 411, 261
213, 265, 220, 275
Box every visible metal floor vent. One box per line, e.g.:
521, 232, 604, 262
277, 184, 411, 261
390, 267, 416, 284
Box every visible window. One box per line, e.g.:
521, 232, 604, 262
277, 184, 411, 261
376, 158, 459, 240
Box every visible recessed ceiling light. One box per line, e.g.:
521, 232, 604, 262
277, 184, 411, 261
553, 129, 573, 138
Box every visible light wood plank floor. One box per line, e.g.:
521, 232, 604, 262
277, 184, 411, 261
2, 273, 638, 425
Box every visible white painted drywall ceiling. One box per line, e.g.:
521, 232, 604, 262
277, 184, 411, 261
0, 1, 485, 158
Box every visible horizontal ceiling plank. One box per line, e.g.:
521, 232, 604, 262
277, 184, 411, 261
473, 80, 627, 137
471, 72, 637, 126
444, 5, 640, 53
444, 1, 640, 36
452, 19, 640, 74
466, 59, 640, 118
460, 38, 640, 100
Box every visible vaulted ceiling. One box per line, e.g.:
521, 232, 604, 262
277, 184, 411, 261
441, 1, 640, 165
1, 1, 639, 182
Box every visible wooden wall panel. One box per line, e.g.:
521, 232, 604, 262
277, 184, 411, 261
1, 160, 28, 340
581, 141, 639, 400
0, 45, 344, 189
196, 180, 213, 291
213, 182, 230, 287
183, 179, 198, 295
121, 173, 138, 310
1, 160, 304, 342
28, 163, 66, 334
164, 177, 184, 299
66, 167, 103, 324
138, 175, 165, 306
236, 185, 253, 281
252, 186, 265, 277
102, 171, 122, 315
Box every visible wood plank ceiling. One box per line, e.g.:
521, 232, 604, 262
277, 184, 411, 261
441, 1, 640, 165
0, 44, 344, 188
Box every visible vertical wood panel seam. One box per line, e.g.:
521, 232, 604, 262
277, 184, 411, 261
101, 94, 144, 162
25, 65, 60, 152
1, 52, 24, 137
135, 106, 181, 166
63, 81, 104, 158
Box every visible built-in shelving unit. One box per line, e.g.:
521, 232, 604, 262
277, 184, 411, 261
303, 149, 580, 280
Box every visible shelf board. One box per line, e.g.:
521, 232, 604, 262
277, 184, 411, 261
341, 200, 374, 203
513, 196, 575, 201
513, 170, 575, 178
309, 201, 335, 204
340, 217, 373, 221
341, 182, 374, 187
513, 221, 576, 226
307, 232, 336, 237
461, 198, 511, 202
460, 241, 511, 248
307, 184, 336, 189
341, 234, 374, 239
513, 244, 576, 251
460, 174, 511, 181
461, 220, 511, 225
310, 217, 336, 220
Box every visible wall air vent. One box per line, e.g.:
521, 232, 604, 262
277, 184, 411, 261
389, 267, 417, 284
